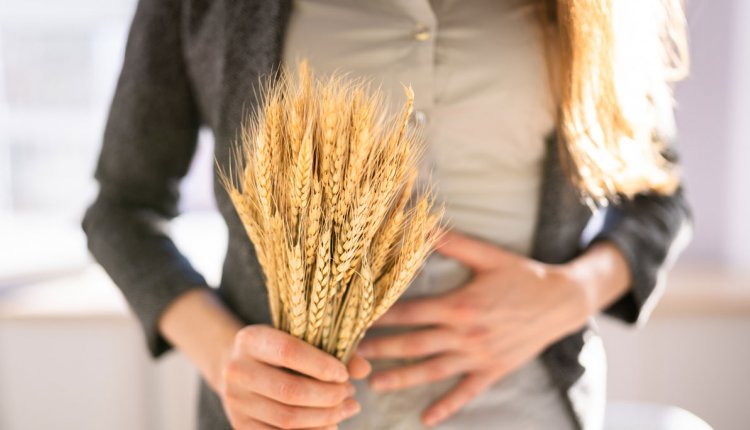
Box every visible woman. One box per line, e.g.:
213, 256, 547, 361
82, 0, 691, 429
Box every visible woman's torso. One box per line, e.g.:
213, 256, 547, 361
281, 1, 582, 428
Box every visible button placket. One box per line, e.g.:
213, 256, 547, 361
405, 2, 437, 174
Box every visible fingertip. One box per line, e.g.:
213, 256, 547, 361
333, 363, 350, 383
422, 408, 444, 428
321, 354, 350, 383
347, 353, 372, 380
339, 397, 361, 421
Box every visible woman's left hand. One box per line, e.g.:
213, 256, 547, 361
356, 231, 599, 427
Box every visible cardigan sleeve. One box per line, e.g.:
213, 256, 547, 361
82, 0, 213, 358
592, 182, 692, 325
588, 66, 694, 325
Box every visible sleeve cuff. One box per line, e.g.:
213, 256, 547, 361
124, 264, 212, 358
591, 207, 692, 326
591, 231, 653, 324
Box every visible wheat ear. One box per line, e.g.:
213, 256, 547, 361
287, 241, 308, 339
304, 222, 332, 344
340, 259, 374, 362
290, 120, 313, 232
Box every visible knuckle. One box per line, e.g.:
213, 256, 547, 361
275, 338, 297, 362
222, 360, 242, 384
223, 387, 241, 405
276, 379, 302, 402
236, 325, 259, 347
451, 300, 478, 322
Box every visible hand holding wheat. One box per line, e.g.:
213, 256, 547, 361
221, 60, 443, 363
218, 324, 368, 429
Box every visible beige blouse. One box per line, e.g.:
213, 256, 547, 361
282, 0, 556, 257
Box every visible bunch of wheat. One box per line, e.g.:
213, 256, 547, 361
221, 61, 442, 363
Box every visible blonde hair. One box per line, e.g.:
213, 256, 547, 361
549, 0, 689, 204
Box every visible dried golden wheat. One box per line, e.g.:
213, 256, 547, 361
221, 60, 443, 363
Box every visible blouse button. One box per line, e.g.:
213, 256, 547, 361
409, 110, 428, 128
413, 24, 431, 41
414, 110, 428, 126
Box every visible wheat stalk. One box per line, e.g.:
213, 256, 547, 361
221, 59, 443, 361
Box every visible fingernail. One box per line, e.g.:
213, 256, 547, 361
423, 411, 441, 427
334, 366, 349, 382
340, 399, 361, 419
424, 411, 443, 427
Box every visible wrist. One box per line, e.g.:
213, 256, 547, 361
560, 258, 598, 321
563, 241, 632, 318
541, 262, 594, 335
204, 312, 244, 393
158, 288, 244, 392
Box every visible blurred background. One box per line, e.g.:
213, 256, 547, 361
0, 0, 747, 429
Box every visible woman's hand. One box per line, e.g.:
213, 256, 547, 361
356, 231, 630, 427
159, 288, 372, 430
219, 325, 372, 430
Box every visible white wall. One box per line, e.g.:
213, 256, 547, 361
726, 0, 750, 267
0, 316, 199, 430
676, 0, 741, 265
599, 315, 750, 430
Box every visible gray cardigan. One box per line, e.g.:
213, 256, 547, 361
81, 0, 692, 428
